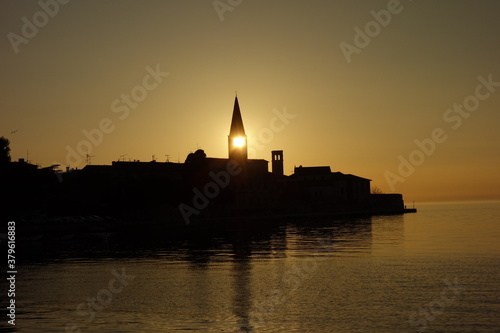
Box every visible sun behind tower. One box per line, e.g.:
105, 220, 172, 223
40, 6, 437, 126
228, 96, 248, 163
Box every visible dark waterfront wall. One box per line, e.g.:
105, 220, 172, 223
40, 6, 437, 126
369, 194, 405, 213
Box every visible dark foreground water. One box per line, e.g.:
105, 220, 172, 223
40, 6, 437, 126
2, 201, 500, 332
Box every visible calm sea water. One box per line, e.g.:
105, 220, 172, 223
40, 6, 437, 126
3, 201, 500, 332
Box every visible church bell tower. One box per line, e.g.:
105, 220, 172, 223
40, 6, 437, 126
271, 150, 284, 176
228, 96, 248, 163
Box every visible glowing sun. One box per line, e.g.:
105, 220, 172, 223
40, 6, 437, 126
233, 137, 245, 147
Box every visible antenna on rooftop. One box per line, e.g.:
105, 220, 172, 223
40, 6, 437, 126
165, 154, 170, 162
86, 154, 95, 165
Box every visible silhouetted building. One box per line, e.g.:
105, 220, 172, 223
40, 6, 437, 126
10, 158, 38, 172
370, 194, 404, 213
286, 166, 371, 214
271, 150, 284, 176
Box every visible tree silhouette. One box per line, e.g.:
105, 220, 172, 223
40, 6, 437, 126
0, 136, 11, 164
184, 149, 206, 165
183, 149, 208, 187
371, 185, 384, 194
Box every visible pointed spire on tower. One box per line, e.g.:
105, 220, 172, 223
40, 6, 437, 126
228, 95, 248, 162
229, 96, 245, 137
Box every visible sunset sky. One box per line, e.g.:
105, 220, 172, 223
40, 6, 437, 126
1, 0, 499, 202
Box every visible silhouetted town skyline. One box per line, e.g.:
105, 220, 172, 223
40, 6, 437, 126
0, 96, 415, 231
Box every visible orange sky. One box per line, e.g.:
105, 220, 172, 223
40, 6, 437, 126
1, 1, 499, 203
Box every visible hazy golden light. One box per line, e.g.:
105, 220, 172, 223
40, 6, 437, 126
233, 137, 245, 147
2, 2, 500, 202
